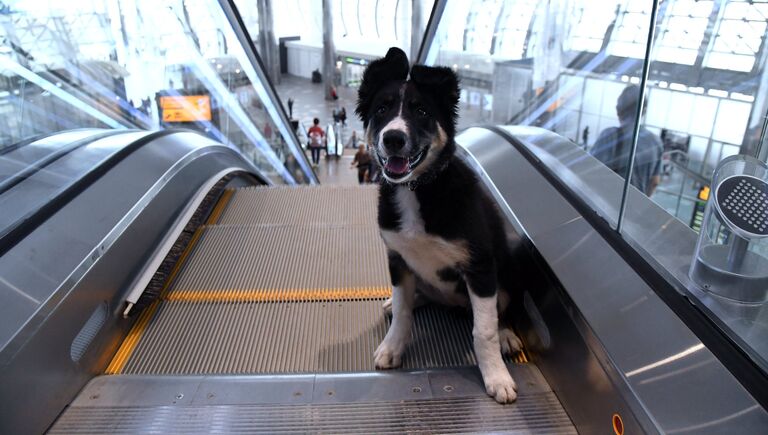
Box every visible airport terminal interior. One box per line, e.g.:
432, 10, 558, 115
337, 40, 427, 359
2, 0, 768, 433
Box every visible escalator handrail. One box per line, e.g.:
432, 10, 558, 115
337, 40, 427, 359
0, 130, 127, 196
415, 0, 448, 65
217, 0, 318, 185
0, 129, 180, 258
481, 124, 768, 410
0, 132, 53, 157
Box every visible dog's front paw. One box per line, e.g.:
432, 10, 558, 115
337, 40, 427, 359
483, 370, 518, 404
499, 327, 522, 356
374, 337, 405, 369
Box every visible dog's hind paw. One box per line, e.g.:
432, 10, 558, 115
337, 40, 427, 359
382, 297, 393, 315
499, 327, 522, 356
374, 338, 405, 369
484, 371, 518, 404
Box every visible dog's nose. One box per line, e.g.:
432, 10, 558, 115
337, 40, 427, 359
382, 130, 407, 152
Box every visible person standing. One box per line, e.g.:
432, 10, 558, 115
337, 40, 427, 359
346, 130, 359, 149
350, 144, 372, 184
307, 118, 326, 167
590, 85, 663, 197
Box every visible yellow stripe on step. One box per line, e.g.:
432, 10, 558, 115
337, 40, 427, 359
165, 286, 392, 302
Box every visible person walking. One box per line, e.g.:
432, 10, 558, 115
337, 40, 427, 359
350, 144, 372, 184
307, 118, 326, 167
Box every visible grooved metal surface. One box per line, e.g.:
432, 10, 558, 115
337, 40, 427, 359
50, 395, 575, 434
167, 225, 390, 297
122, 302, 515, 374
219, 185, 378, 226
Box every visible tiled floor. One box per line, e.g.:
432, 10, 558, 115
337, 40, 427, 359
275, 75, 367, 185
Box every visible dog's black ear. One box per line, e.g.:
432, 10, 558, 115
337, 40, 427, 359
409, 65, 460, 135
356, 47, 409, 125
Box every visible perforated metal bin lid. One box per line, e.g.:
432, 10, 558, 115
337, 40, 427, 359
714, 175, 768, 239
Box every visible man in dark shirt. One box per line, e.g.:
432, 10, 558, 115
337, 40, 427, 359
590, 85, 663, 196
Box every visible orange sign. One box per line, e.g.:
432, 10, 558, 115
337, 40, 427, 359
160, 95, 212, 122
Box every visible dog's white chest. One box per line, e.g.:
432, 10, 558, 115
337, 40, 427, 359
381, 188, 468, 294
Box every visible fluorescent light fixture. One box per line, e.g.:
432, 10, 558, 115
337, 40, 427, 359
707, 89, 728, 98
670, 82, 687, 92
731, 92, 754, 102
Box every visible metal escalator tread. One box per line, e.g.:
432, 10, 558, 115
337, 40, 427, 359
50, 366, 576, 434
165, 224, 391, 300
111, 184, 525, 375
219, 184, 378, 226
122, 302, 520, 374
49, 396, 575, 434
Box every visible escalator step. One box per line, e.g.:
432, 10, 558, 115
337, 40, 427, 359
50, 395, 575, 434
166, 225, 390, 298
120, 301, 519, 375
220, 185, 378, 226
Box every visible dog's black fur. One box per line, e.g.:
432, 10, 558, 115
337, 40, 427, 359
357, 47, 525, 403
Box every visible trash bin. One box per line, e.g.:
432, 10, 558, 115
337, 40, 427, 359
689, 155, 768, 303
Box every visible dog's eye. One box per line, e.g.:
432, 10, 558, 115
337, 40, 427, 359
416, 107, 428, 117
376, 105, 388, 115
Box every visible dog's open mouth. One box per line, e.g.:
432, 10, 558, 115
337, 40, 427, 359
379, 149, 427, 180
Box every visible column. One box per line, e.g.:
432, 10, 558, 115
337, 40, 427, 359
410, 0, 424, 63
322, 0, 336, 101
257, 0, 280, 84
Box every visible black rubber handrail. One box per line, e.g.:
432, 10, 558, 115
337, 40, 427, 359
218, 0, 318, 185
0, 129, 180, 258
482, 124, 768, 410
0, 132, 53, 157
0, 130, 127, 196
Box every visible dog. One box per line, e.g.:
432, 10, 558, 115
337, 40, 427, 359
356, 47, 525, 404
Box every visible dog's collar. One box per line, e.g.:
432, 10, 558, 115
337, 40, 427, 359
405, 159, 449, 191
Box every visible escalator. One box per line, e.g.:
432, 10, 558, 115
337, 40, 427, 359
48, 183, 575, 434
1, 126, 766, 434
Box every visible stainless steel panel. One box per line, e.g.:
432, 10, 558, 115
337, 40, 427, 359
458, 127, 768, 433
51, 367, 575, 434
0, 130, 262, 435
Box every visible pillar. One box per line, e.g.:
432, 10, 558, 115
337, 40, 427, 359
257, 0, 280, 84
410, 0, 424, 64
322, 0, 336, 100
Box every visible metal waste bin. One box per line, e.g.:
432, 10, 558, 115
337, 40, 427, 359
689, 155, 768, 303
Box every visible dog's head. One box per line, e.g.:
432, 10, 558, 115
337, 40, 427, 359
355, 47, 459, 184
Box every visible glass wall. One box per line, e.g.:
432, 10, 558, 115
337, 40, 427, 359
0, 0, 314, 185
424, 0, 768, 228
426, 0, 655, 227
425, 0, 768, 377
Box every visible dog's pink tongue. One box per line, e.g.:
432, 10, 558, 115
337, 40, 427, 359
385, 156, 409, 174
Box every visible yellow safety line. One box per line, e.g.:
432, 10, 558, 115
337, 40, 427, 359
206, 188, 234, 224
166, 286, 392, 302
513, 348, 530, 364
105, 189, 235, 374
105, 300, 160, 374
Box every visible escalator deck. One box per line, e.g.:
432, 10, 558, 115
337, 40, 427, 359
51, 185, 576, 434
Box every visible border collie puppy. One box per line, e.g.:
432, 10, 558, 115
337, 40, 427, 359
356, 47, 523, 403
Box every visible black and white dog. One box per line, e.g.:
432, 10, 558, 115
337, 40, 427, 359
356, 47, 525, 403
